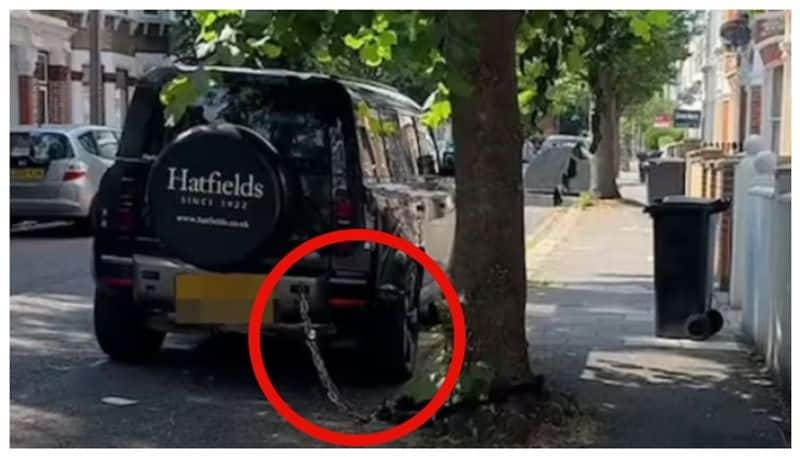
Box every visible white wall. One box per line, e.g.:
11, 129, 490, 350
733, 157, 791, 399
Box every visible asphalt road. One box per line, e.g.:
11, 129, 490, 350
9, 196, 560, 448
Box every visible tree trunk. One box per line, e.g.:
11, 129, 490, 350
445, 11, 531, 386
591, 71, 621, 199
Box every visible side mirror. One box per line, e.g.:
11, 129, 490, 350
417, 155, 437, 175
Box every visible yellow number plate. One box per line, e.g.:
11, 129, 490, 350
175, 274, 273, 325
12, 168, 45, 181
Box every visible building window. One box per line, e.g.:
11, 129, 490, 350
769, 66, 783, 153
35, 51, 49, 124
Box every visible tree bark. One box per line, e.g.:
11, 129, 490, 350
591, 71, 621, 199
446, 11, 532, 386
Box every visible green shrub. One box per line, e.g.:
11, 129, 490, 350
577, 191, 595, 209
644, 127, 685, 150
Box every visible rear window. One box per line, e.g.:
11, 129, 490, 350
121, 72, 346, 177
194, 86, 331, 175
10, 132, 72, 160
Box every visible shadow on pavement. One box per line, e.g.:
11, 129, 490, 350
526, 279, 789, 448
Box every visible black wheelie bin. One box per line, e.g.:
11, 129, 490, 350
644, 196, 730, 340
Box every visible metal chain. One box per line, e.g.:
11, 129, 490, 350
297, 292, 373, 424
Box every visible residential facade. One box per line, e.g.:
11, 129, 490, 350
673, 10, 791, 156
10, 10, 175, 129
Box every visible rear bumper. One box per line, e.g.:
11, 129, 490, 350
11, 197, 88, 219
96, 253, 370, 335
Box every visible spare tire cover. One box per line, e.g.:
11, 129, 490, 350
146, 124, 283, 269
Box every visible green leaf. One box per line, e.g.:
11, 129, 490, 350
218, 24, 236, 43
246, 36, 282, 59
217, 43, 245, 66
262, 43, 282, 59
343, 33, 366, 50
645, 10, 671, 28
401, 371, 439, 404
198, 29, 217, 43
565, 47, 584, 72
372, 15, 389, 32
356, 100, 371, 118
380, 120, 397, 135
195, 41, 216, 59
360, 44, 382, 67
314, 47, 332, 63
421, 100, 451, 128
216, 10, 242, 19
376, 44, 392, 60
377, 30, 398, 47
159, 75, 195, 127
630, 17, 651, 41
193, 11, 217, 29
517, 88, 535, 108
573, 29, 586, 49
590, 13, 604, 29
189, 70, 210, 96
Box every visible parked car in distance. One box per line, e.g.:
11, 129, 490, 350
539, 134, 590, 152
92, 65, 456, 381
524, 135, 593, 195
10, 124, 120, 231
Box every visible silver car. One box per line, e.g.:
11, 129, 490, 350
10, 125, 120, 231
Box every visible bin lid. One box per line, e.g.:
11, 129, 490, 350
647, 158, 685, 168
644, 196, 730, 214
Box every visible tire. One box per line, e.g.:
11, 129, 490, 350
365, 263, 421, 382
685, 313, 711, 341
94, 286, 165, 363
73, 216, 93, 236
706, 309, 724, 334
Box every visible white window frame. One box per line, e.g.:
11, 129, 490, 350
768, 65, 783, 153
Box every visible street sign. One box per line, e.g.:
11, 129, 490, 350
653, 114, 671, 128
673, 109, 701, 129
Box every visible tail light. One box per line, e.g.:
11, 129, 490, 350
333, 189, 358, 256
117, 208, 136, 232
63, 162, 88, 181
334, 190, 356, 226
116, 176, 138, 232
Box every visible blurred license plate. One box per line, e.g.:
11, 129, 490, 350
12, 168, 45, 181
174, 274, 273, 325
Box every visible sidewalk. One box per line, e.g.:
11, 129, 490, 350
525, 178, 789, 447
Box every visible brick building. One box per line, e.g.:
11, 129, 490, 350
10, 10, 174, 128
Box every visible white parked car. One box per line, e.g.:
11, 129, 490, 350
10, 124, 120, 231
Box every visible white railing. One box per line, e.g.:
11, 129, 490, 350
730, 150, 791, 398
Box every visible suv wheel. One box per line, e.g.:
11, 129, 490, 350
366, 265, 420, 382
94, 286, 165, 362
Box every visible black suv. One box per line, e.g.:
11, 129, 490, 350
92, 65, 456, 380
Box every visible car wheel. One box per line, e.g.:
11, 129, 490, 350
366, 264, 420, 382
685, 313, 711, 341
94, 286, 165, 363
74, 197, 96, 235
706, 309, 724, 334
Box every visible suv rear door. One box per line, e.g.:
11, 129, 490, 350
97, 69, 355, 271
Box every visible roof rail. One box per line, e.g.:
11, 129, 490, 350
330, 74, 400, 93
